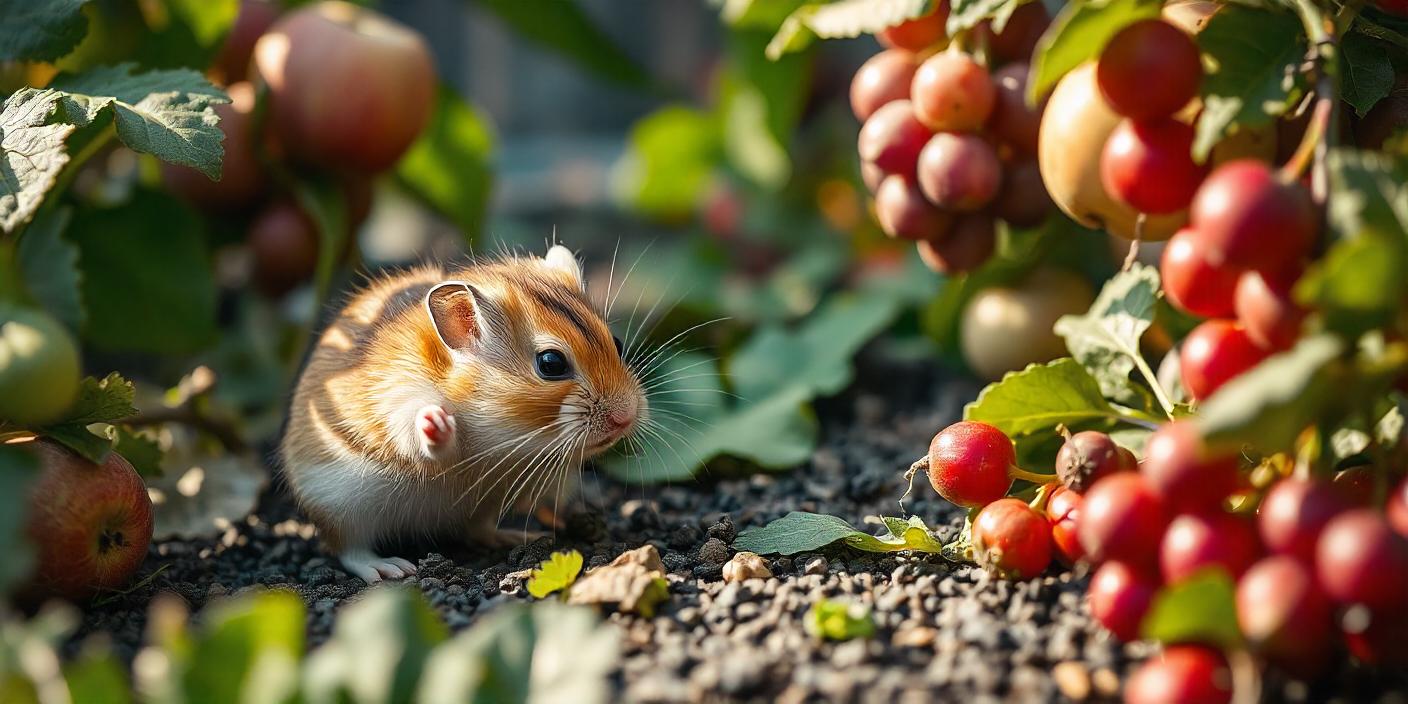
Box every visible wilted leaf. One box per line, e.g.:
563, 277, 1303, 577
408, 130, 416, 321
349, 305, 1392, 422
767, 0, 932, 59
16, 207, 84, 330
395, 86, 495, 243
0, 445, 39, 592
1196, 335, 1346, 453
0, 88, 75, 234
805, 599, 875, 641
303, 587, 449, 704
964, 358, 1120, 437
183, 590, 305, 704
1054, 263, 1161, 403
1141, 569, 1241, 649
0, 0, 89, 62
1341, 30, 1396, 117
1192, 5, 1306, 160
527, 551, 585, 599
733, 511, 945, 555
1029, 0, 1162, 103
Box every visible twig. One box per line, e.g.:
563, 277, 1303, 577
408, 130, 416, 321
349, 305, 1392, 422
127, 406, 248, 454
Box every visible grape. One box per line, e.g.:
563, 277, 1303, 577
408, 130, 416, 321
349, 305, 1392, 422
916, 215, 996, 274
858, 100, 932, 177
1087, 560, 1157, 641
973, 497, 1053, 579
1179, 319, 1271, 401
1046, 485, 1084, 564
1189, 160, 1316, 273
1125, 646, 1232, 704
851, 49, 919, 122
1078, 472, 1166, 572
1316, 509, 1408, 610
1140, 421, 1240, 513
1100, 118, 1207, 214
1258, 477, 1351, 564
1237, 556, 1333, 672
1160, 511, 1261, 583
875, 175, 954, 241
1234, 269, 1305, 351
878, 3, 949, 52
1096, 19, 1202, 120
927, 421, 1015, 508
916, 132, 1001, 211
993, 160, 1052, 227
986, 63, 1042, 155
911, 51, 996, 132
1160, 227, 1241, 319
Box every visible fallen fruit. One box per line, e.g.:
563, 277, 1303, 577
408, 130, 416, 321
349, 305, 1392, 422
1046, 485, 1084, 564
927, 421, 1015, 508
973, 498, 1053, 579
1055, 430, 1130, 494
1124, 645, 1232, 704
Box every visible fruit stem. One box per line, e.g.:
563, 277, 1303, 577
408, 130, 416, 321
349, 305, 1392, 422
1027, 481, 1054, 512
1008, 465, 1056, 485
1132, 353, 1177, 419
899, 455, 929, 513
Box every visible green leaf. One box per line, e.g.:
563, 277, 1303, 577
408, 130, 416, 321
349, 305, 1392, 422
733, 511, 946, 555
612, 105, 720, 219
1192, 5, 1306, 160
721, 0, 811, 30
0, 88, 75, 234
40, 423, 114, 463
963, 358, 1119, 437
183, 590, 304, 704
16, 207, 84, 330
0, 0, 89, 62
721, 30, 810, 188
527, 550, 584, 599
1141, 569, 1242, 649
112, 425, 163, 478
947, 0, 1025, 35
466, 0, 653, 89
1028, 0, 1162, 104
52, 372, 136, 426
768, 0, 932, 59
395, 86, 495, 243
805, 599, 875, 641
68, 189, 218, 354
62, 647, 132, 704
1053, 263, 1160, 403
303, 586, 449, 704
0, 445, 39, 592
51, 64, 229, 178
1196, 335, 1345, 453
1341, 30, 1396, 117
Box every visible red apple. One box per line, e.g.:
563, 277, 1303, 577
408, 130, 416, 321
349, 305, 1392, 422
212, 0, 282, 85
161, 82, 266, 210
20, 440, 153, 603
252, 1, 436, 173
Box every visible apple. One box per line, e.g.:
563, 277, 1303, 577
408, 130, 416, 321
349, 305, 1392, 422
252, 1, 435, 173
161, 82, 266, 210
0, 305, 80, 426
960, 269, 1095, 380
211, 0, 282, 85
20, 440, 153, 603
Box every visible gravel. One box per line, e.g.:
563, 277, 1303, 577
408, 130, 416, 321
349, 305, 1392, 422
70, 355, 1408, 702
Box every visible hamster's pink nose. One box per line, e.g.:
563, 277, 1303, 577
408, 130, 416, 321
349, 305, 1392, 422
606, 407, 636, 432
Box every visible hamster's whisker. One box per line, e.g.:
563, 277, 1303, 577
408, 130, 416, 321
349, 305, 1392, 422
497, 429, 582, 524
635, 421, 700, 479
434, 420, 567, 481
637, 356, 719, 391
601, 237, 621, 316
606, 240, 652, 321
624, 286, 690, 368
451, 418, 578, 506
640, 371, 730, 392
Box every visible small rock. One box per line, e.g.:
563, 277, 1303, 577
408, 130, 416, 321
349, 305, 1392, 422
803, 556, 829, 576
1052, 661, 1091, 701
722, 551, 773, 583
706, 517, 737, 543
1091, 667, 1121, 698
892, 625, 938, 648
698, 538, 730, 566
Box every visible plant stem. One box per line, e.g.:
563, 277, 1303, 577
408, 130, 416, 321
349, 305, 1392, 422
1009, 465, 1056, 485
1290, 0, 1342, 205
1132, 353, 1177, 419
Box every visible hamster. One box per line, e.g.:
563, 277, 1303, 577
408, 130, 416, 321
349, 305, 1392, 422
279, 245, 646, 582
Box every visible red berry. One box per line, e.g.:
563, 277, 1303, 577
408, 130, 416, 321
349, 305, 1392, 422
1179, 319, 1271, 401
1234, 269, 1304, 351
1389, 476, 1408, 539
1055, 431, 1129, 493
1100, 118, 1207, 214
1237, 555, 1333, 672
927, 421, 1015, 508
1124, 645, 1232, 704
916, 132, 1001, 211
878, 3, 949, 52
1258, 477, 1350, 565
1161, 511, 1260, 583
851, 49, 919, 122
916, 214, 996, 274
1316, 509, 1408, 610
1140, 422, 1240, 514
993, 160, 1052, 227
1046, 485, 1084, 564
875, 175, 954, 241
858, 100, 932, 177
1189, 160, 1316, 272
1078, 472, 1166, 572
973, 497, 1053, 579
986, 62, 1042, 155
911, 51, 995, 132
1160, 227, 1241, 319
1096, 19, 1202, 120
1087, 560, 1157, 641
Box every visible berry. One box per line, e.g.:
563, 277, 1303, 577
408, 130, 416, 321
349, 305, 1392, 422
1096, 19, 1202, 120
916, 215, 995, 274
1124, 645, 1232, 704
878, 3, 949, 52
1055, 431, 1131, 493
986, 62, 1042, 155
851, 49, 919, 122
1045, 485, 1084, 564
1237, 556, 1333, 672
1100, 118, 1206, 214
1316, 509, 1408, 610
993, 160, 1052, 227
1234, 269, 1304, 351
927, 421, 1015, 508
875, 175, 954, 241
911, 51, 995, 132
1087, 560, 1157, 641
973, 497, 1053, 579
1160, 227, 1240, 319
1078, 472, 1166, 571
858, 100, 932, 176
1161, 511, 1260, 583
1389, 476, 1408, 539
1140, 422, 1240, 514
916, 132, 1001, 211
1189, 160, 1316, 272
1180, 319, 1271, 401
1258, 478, 1351, 564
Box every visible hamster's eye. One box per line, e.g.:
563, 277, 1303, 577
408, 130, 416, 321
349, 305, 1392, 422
612, 336, 624, 357
535, 349, 572, 380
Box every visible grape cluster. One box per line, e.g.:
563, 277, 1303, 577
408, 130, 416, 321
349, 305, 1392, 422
852, 3, 1053, 274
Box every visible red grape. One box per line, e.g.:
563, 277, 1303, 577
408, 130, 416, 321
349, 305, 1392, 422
858, 100, 932, 176
1234, 269, 1304, 351
993, 160, 1052, 227
851, 49, 919, 122
1100, 118, 1207, 214
1078, 472, 1166, 572
911, 51, 995, 132
875, 175, 954, 241
1140, 422, 1239, 514
1179, 319, 1271, 401
1096, 19, 1202, 120
1189, 160, 1317, 273
1160, 227, 1241, 319
973, 497, 1053, 579
1316, 509, 1408, 610
986, 62, 1042, 155
1087, 560, 1157, 641
1237, 555, 1333, 672
1125, 645, 1232, 704
927, 421, 1015, 508
1258, 477, 1350, 564
916, 132, 1001, 211
1045, 485, 1084, 564
916, 214, 996, 274
1160, 511, 1260, 583
878, 3, 949, 52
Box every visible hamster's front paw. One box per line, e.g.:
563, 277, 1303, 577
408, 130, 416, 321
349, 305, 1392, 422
415, 404, 457, 460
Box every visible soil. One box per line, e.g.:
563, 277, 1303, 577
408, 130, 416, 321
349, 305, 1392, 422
70, 354, 1408, 703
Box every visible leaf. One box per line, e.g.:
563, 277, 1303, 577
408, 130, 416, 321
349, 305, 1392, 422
721, 30, 809, 188
0, 0, 89, 62
947, 0, 1024, 35
51, 64, 229, 178
768, 0, 932, 59
0, 445, 39, 592
527, 551, 584, 599
1341, 30, 1396, 117
1053, 263, 1160, 402
0, 88, 75, 234
733, 511, 946, 555
62, 647, 132, 704
16, 206, 84, 330
183, 590, 304, 704
963, 358, 1119, 437
37, 373, 138, 463
1141, 569, 1242, 649
303, 587, 449, 704
1196, 335, 1345, 453
1192, 5, 1306, 160
805, 599, 875, 641
611, 105, 720, 219
112, 425, 163, 478
395, 85, 495, 243
466, 0, 653, 89
68, 189, 218, 354
1028, 0, 1162, 103
721, 0, 811, 29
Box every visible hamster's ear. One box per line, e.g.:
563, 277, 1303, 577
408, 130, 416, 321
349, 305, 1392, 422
543, 244, 584, 290
425, 282, 490, 351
